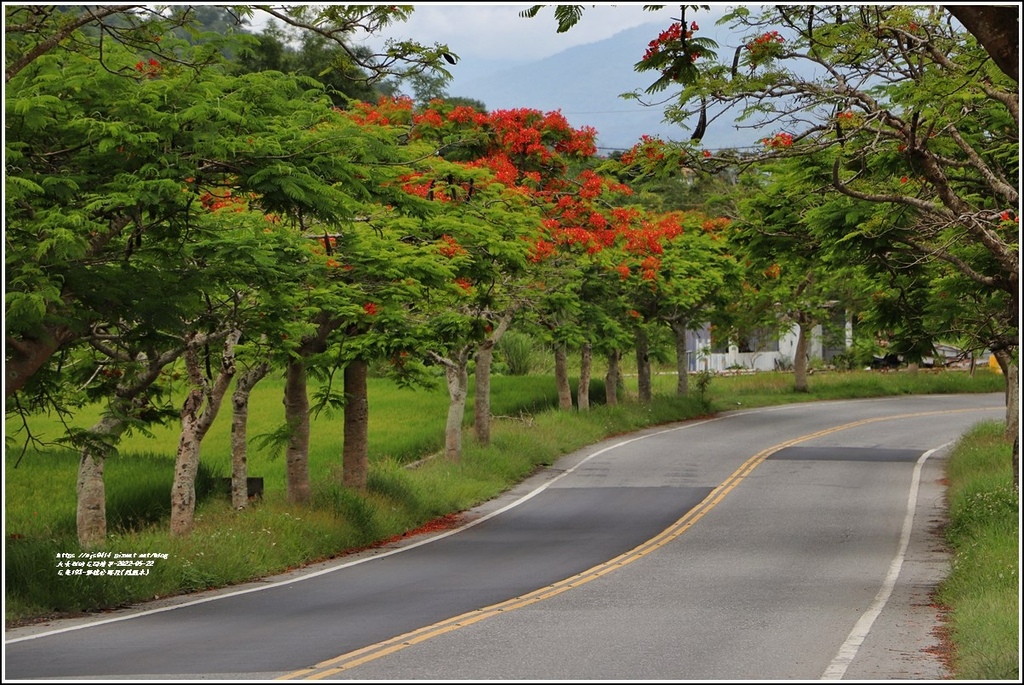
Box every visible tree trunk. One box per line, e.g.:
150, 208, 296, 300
993, 350, 1020, 489
554, 343, 573, 410
76, 412, 125, 548
75, 345, 186, 547
170, 381, 204, 537
343, 358, 370, 490
474, 342, 495, 445
439, 350, 470, 462
231, 362, 269, 510
473, 312, 514, 446
170, 330, 239, 536
1004, 359, 1019, 451
672, 320, 690, 396
793, 322, 810, 392
1003, 356, 1020, 491
993, 348, 1020, 442
283, 357, 311, 503
636, 328, 652, 403
1013, 436, 1019, 492
605, 349, 621, 406
577, 342, 592, 411
943, 6, 1018, 83
280, 313, 339, 503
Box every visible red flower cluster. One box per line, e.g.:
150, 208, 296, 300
619, 135, 666, 166
577, 170, 607, 199
701, 217, 731, 232
350, 96, 414, 127
199, 189, 246, 212
447, 105, 488, 126
745, 30, 785, 67
639, 255, 661, 281
528, 238, 557, 263
398, 173, 434, 199
483, 109, 596, 163
643, 22, 683, 62
438, 234, 467, 258
476, 154, 519, 187
747, 30, 784, 50
135, 58, 162, 78
761, 132, 794, 149
412, 108, 444, 128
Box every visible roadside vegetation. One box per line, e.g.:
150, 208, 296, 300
4, 7, 1017, 681
6, 367, 1009, 681
938, 421, 1020, 680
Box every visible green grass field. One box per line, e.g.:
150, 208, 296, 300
938, 421, 1020, 680
4, 366, 1015, 678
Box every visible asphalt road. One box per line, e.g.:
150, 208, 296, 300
4, 393, 1004, 681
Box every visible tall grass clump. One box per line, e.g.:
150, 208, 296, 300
937, 421, 1019, 680
496, 331, 538, 376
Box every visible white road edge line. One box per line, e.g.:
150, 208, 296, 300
821, 442, 949, 680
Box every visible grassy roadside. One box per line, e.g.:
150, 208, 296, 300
4, 367, 1014, 678
937, 421, 1020, 680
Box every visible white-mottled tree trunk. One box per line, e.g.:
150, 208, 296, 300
473, 311, 516, 445
672, 320, 690, 396
170, 330, 239, 536
577, 342, 592, 411
993, 349, 1020, 489
554, 343, 573, 410
438, 349, 471, 462
76, 412, 125, 548
794, 321, 810, 393
636, 328, 652, 404
605, 349, 621, 406
474, 342, 494, 445
76, 346, 184, 547
231, 361, 269, 509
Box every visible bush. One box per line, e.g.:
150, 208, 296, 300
497, 331, 536, 375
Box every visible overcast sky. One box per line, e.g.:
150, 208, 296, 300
357, 3, 738, 63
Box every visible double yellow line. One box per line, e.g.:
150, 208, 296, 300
280, 408, 988, 680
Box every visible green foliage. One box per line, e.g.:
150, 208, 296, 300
693, 369, 714, 411
634, 5, 1018, 367
234, 27, 380, 106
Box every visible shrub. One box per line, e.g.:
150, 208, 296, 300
497, 331, 536, 376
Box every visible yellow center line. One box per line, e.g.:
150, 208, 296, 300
280, 407, 992, 680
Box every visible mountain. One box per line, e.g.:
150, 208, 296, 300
443, 23, 756, 153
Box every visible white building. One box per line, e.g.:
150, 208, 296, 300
685, 314, 854, 373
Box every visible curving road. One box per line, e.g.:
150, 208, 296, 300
5, 393, 1004, 681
